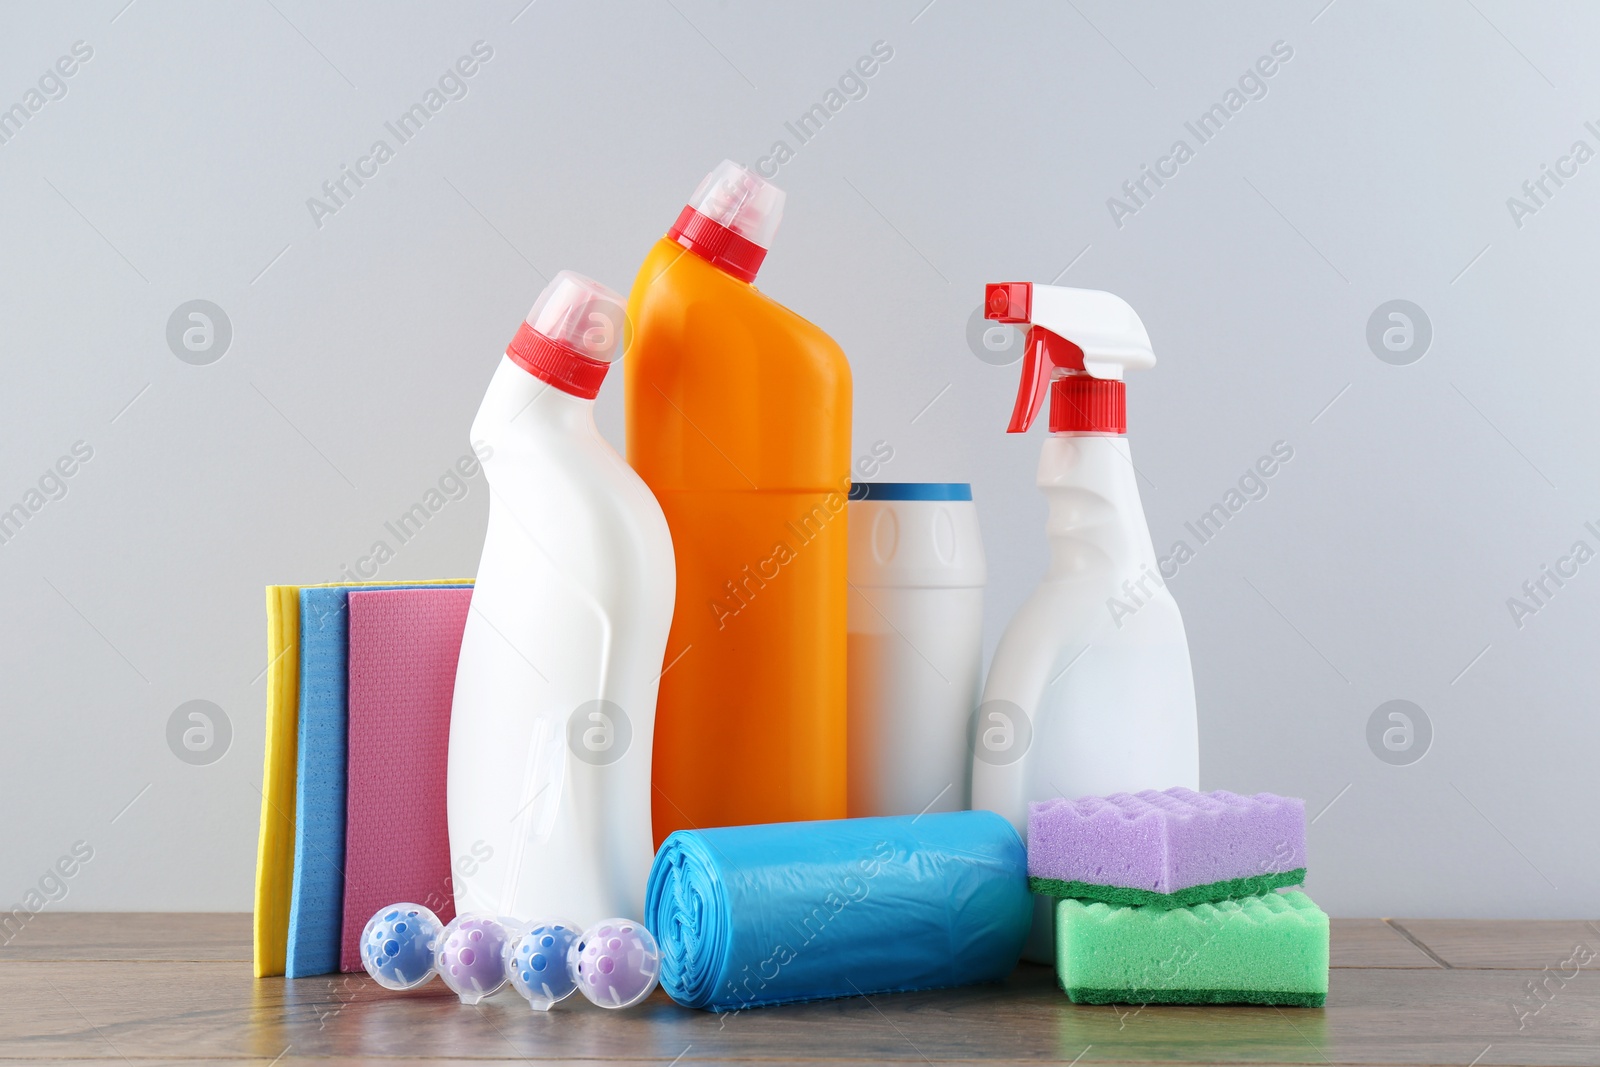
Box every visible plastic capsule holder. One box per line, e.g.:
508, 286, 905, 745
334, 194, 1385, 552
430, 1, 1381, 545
359, 905, 659, 1011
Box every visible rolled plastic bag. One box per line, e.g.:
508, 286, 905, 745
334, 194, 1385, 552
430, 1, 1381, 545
644, 811, 1030, 1011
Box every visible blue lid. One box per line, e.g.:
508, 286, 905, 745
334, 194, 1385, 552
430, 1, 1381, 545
848, 482, 972, 501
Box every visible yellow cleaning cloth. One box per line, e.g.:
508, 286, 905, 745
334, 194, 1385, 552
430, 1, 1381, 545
253, 579, 471, 978
254, 586, 299, 978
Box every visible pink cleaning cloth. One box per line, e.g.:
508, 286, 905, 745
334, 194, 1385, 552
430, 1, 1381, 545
339, 586, 474, 972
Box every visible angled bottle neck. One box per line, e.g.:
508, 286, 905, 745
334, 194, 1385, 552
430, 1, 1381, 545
1038, 434, 1158, 577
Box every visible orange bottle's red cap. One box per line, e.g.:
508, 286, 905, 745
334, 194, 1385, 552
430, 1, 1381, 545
668, 161, 785, 283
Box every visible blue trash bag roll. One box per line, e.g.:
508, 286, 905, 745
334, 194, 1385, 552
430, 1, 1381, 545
644, 811, 1031, 1011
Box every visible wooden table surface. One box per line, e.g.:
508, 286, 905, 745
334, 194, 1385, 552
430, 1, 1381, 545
3, 914, 1597, 1065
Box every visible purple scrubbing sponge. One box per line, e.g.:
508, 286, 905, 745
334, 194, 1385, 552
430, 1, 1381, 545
1028, 788, 1306, 907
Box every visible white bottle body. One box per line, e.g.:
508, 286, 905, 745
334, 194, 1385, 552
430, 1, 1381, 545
846, 492, 987, 817
971, 432, 1198, 960
448, 356, 675, 927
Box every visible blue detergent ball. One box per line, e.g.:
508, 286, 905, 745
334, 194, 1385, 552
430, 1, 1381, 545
361, 903, 443, 991
506, 919, 581, 1011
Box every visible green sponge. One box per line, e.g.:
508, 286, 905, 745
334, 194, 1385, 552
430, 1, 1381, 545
1055, 890, 1328, 1007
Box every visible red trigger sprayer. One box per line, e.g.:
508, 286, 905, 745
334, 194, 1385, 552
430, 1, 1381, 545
972, 280, 1199, 965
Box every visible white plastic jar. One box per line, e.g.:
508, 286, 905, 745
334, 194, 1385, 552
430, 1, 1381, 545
846, 483, 987, 818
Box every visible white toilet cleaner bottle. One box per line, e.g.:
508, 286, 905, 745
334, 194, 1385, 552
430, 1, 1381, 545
448, 271, 675, 928
970, 282, 1199, 962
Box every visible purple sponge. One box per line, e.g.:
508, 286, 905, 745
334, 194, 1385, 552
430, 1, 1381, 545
1027, 788, 1306, 907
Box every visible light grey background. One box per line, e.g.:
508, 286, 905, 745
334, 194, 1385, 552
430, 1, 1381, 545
2, 0, 1594, 919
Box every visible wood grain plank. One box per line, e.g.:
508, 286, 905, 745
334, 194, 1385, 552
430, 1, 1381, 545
3, 918, 1595, 1065
1390, 919, 1600, 970
2, 958, 1598, 1065
0, 912, 250, 962
1329, 919, 1441, 969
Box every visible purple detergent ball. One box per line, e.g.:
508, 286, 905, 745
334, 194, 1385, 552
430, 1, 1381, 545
361, 903, 443, 991
437, 914, 511, 1004
569, 919, 660, 1009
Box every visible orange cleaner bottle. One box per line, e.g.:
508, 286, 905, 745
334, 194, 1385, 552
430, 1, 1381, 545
625, 161, 853, 845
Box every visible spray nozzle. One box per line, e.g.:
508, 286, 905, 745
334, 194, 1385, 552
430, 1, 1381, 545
986, 282, 1156, 435
985, 282, 1030, 323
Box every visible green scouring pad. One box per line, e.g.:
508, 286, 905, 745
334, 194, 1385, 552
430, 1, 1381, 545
1028, 869, 1306, 908
1055, 890, 1329, 1007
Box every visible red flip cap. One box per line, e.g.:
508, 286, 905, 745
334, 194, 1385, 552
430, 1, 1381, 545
668, 161, 785, 284
668, 206, 768, 283
986, 281, 1126, 435
505, 271, 627, 400
506, 321, 610, 399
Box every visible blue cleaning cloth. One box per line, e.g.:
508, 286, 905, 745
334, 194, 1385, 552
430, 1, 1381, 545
285, 583, 469, 978
644, 811, 1031, 1011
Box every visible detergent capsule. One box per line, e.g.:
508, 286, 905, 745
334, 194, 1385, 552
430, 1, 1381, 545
360, 903, 442, 991
436, 914, 511, 1004
505, 918, 581, 1011
568, 918, 660, 1009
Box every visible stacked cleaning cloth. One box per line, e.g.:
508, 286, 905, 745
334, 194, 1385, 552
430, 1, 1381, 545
1028, 787, 1328, 1007
254, 581, 473, 979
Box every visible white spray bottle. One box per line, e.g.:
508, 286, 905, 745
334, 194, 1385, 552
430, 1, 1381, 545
970, 282, 1198, 961
448, 271, 675, 928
